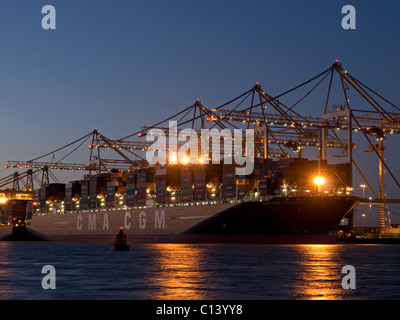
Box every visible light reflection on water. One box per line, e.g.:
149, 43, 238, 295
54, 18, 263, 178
147, 244, 209, 300
0, 244, 12, 299
0, 242, 399, 300
290, 245, 353, 300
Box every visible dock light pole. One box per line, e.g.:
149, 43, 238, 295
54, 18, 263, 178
313, 176, 325, 193
362, 213, 366, 234
360, 184, 366, 198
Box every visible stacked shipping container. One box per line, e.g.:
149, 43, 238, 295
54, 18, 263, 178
38, 184, 66, 214
156, 166, 181, 203
180, 165, 193, 201
106, 172, 126, 208
193, 165, 206, 201
222, 164, 236, 199
254, 158, 277, 196
136, 167, 156, 205
125, 172, 135, 206
65, 181, 80, 211
31, 157, 352, 213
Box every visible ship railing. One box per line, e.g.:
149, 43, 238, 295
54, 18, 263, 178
33, 197, 268, 215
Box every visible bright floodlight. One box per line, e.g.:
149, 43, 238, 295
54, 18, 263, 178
313, 176, 325, 185
182, 155, 190, 164
169, 154, 178, 164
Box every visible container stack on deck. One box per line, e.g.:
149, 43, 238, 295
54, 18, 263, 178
156, 165, 181, 203
106, 172, 126, 208
155, 167, 167, 203
32, 157, 352, 214
65, 181, 80, 211
222, 164, 236, 199
180, 165, 193, 202
254, 158, 279, 197
136, 167, 156, 205
38, 183, 65, 214
125, 172, 136, 206
80, 179, 89, 210
193, 165, 207, 201
237, 173, 254, 199
89, 174, 107, 209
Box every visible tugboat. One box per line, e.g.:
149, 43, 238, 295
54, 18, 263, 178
111, 227, 130, 251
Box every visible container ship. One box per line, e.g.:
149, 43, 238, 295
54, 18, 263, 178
0, 157, 358, 244
3, 62, 398, 244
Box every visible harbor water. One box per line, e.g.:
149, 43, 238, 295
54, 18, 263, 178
0, 242, 399, 300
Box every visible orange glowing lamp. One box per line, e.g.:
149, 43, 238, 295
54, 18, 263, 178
181, 155, 190, 164
313, 176, 326, 185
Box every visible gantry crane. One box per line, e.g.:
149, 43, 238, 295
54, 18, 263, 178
4, 61, 400, 227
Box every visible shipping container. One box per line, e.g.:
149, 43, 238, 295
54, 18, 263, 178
222, 184, 236, 199
106, 182, 117, 207
89, 193, 97, 209
135, 197, 146, 205
79, 180, 89, 209
136, 187, 146, 195
223, 177, 236, 185
126, 172, 135, 185
181, 194, 193, 201
156, 190, 167, 203
111, 171, 123, 181
136, 172, 146, 185
180, 176, 192, 185
64, 181, 81, 211
180, 183, 192, 190
193, 186, 206, 194
156, 179, 167, 188
193, 192, 205, 201
125, 193, 135, 206
156, 168, 167, 176
193, 166, 206, 181
258, 177, 277, 196
89, 174, 108, 194
180, 188, 193, 196
222, 171, 236, 179
222, 163, 236, 172
193, 163, 222, 183
193, 181, 205, 188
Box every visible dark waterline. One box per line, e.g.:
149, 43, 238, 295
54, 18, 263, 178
0, 242, 399, 300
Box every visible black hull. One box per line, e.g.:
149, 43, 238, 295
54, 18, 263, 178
185, 196, 357, 236
112, 243, 130, 251
3, 196, 358, 244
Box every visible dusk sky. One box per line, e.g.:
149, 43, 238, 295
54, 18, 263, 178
0, 0, 399, 203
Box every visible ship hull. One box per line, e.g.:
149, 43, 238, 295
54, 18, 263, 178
22, 196, 358, 244
0, 226, 12, 241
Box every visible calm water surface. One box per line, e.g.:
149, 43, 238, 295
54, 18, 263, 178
0, 242, 399, 300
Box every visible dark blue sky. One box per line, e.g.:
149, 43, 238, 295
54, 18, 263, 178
0, 0, 399, 201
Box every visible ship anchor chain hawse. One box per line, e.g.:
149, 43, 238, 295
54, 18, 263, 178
1, 61, 400, 244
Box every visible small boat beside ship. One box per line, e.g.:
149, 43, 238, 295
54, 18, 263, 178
112, 227, 130, 251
